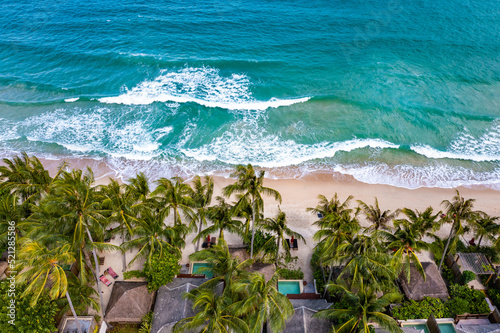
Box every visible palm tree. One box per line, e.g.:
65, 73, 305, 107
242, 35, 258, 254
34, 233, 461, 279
121, 208, 184, 268
357, 198, 399, 232
381, 218, 429, 281
0, 153, 65, 211
399, 207, 442, 236
152, 177, 195, 231
189, 239, 253, 291
223, 164, 282, 258
16, 239, 84, 333
100, 179, 141, 271
259, 208, 305, 267
307, 193, 354, 218
194, 197, 243, 243
313, 210, 361, 290
47, 168, 118, 317
313, 281, 402, 333
471, 213, 500, 246
438, 190, 481, 271
233, 272, 294, 333
173, 288, 248, 333
191, 175, 214, 250
56, 274, 99, 315
336, 233, 395, 292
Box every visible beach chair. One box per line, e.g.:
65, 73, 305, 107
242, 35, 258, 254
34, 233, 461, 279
106, 267, 119, 279
100, 274, 112, 287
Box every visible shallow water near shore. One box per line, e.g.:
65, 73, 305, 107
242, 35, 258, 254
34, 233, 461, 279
0, 0, 499, 188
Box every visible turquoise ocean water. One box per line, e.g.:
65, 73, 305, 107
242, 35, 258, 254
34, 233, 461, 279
0, 0, 499, 188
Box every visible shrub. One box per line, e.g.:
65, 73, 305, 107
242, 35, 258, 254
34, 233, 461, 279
446, 298, 469, 315
460, 271, 476, 285
486, 287, 500, 308
0, 282, 58, 332
143, 251, 181, 291
392, 297, 451, 320
278, 268, 304, 280
249, 229, 277, 257
448, 284, 490, 314
310, 247, 326, 294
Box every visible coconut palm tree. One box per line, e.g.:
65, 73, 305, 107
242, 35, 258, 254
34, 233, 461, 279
152, 177, 195, 231
100, 179, 143, 271
233, 272, 294, 333
381, 218, 429, 281
46, 168, 118, 317
399, 207, 442, 236
336, 233, 395, 292
259, 208, 305, 267
357, 198, 399, 232
0, 153, 65, 215
194, 197, 242, 243
56, 274, 99, 315
223, 164, 282, 258
16, 239, 84, 333
307, 193, 354, 219
313, 281, 403, 333
438, 190, 481, 271
173, 288, 248, 333
189, 239, 253, 291
126, 172, 151, 203
313, 210, 361, 290
191, 175, 214, 250
471, 213, 500, 246
121, 208, 184, 268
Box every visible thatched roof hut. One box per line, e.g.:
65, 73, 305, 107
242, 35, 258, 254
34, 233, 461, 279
104, 281, 155, 324
399, 262, 449, 301
268, 299, 332, 333
151, 277, 223, 333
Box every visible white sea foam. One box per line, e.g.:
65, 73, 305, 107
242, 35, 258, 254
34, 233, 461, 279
411, 122, 500, 162
182, 124, 399, 167
22, 108, 171, 160
333, 163, 500, 189
64, 98, 79, 102
98, 67, 310, 110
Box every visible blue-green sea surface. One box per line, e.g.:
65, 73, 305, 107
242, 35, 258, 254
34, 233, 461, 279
0, 0, 499, 188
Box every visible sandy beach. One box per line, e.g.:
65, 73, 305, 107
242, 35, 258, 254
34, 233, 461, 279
21, 156, 500, 284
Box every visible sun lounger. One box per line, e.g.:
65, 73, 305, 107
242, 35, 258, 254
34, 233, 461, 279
286, 239, 299, 250
100, 274, 112, 287
106, 267, 119, 279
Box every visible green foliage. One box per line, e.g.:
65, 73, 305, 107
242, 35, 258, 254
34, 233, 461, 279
248, 229, 277, 257
123, 270, 146, 280
460, 270, 476, 285
143, 251, 181, 291
486, 286, 500, 308
0, 282, 58, 333
311, 247, 325, 294
441, 266, 455, 285
139, 311, 153, 333
393, 284, 491, 320
446, 298, 469, 315
278, 268, 304, 280
448, 284, 490, 314
392, 297, 451, 320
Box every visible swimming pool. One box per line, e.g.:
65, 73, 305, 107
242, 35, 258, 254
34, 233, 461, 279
191, 262, 213, 278
403, 323, 456, 333
278, 280, 302, 295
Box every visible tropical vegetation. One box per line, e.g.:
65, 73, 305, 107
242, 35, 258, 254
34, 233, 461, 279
0, 153, 499, 333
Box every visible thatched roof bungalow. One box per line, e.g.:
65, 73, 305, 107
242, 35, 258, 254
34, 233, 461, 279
104, 281, 155, 324
399, 262, 449, 301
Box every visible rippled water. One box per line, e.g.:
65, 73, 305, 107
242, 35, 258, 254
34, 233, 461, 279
0, 0, 499, 188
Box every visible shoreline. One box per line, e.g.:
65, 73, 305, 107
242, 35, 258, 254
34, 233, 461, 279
4, 154, 499, 283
